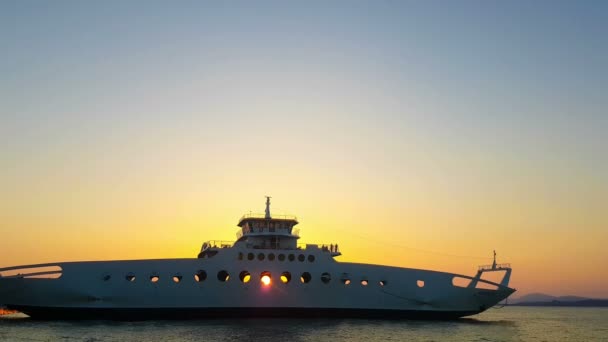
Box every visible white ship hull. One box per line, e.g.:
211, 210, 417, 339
0, 247, 514, 320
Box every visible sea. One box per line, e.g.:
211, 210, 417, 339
1, 307, 607, 342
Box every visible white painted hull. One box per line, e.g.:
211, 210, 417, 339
0, 246, 514, 320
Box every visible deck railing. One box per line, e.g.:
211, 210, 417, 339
238, 213, 298, 222
0, 264, 63, 279
201, 240, 235, 249
478, 263, 511, 271
236, 229, 300, 240
201, 240, 340, 254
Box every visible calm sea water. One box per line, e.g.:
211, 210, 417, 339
1, 307, 607, 341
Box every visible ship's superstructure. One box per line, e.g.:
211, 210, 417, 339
0, 198, 515, 320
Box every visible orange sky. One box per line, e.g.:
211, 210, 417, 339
1, 189, 606, 298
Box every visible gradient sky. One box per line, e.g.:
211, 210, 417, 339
1, 1, 607, 297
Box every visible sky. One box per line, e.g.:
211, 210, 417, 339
0, 1, 607, 297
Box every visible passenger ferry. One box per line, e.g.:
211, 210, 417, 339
0, 198, 515, 319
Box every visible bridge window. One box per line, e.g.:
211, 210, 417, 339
417, 280, 425, 288
194, 270, 207, 282
217, 270, 230, 282
300, 272, 311, 284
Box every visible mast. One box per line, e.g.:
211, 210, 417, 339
264, 196, 272, 219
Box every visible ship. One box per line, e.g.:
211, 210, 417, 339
0, 197, 515, 320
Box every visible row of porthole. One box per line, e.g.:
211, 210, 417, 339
238, 252, 315, 263
120, 271, 209, 283
113, 271, 390, 287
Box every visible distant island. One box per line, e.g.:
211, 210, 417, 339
509, 293, 608, 307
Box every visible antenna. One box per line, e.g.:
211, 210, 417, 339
265, 196, 272, 219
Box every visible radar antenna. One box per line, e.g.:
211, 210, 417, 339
265, 196, 272, 219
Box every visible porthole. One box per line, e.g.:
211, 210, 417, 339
258, 253, 265, 261
194, 270, 207, 282
126, 274, 136, 282
150, 275, 160, 283
268, 253, 275, 261
361, 280, 368, 286
417, 280, 425, 288
278, 254, 286, 261
341, 279, 351, 285
308, 255, 315, 262
298, 254, 305, 262
321, 272, 331, 284
102, 274, 111, 281
288, 254, 295, 262
379, 280, 387, 286
280, 272, 291, 283
218, 270, 230, 282
239, 271, 251, 283
300, 272, 311, 284
173, 275, 182, 283
238, 252, 244, 260
247, 253, 255, 261
260, 271, 272, 286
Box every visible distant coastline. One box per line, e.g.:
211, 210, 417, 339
509, 293, 608, 307
509, 299, 608, 307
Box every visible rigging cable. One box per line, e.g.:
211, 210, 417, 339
331, 226, 493, 261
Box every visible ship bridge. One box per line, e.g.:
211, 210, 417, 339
235, 197, 300, 250
198, 197, 341, 258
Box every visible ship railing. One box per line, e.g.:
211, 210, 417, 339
0, 263, 63, 279
297, 243, 341, 255
478, 263, 511, 271
200, 239, 341, 254
238, 213, 298, 222
236, 229, 300, 240
201, 240, 235, 250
